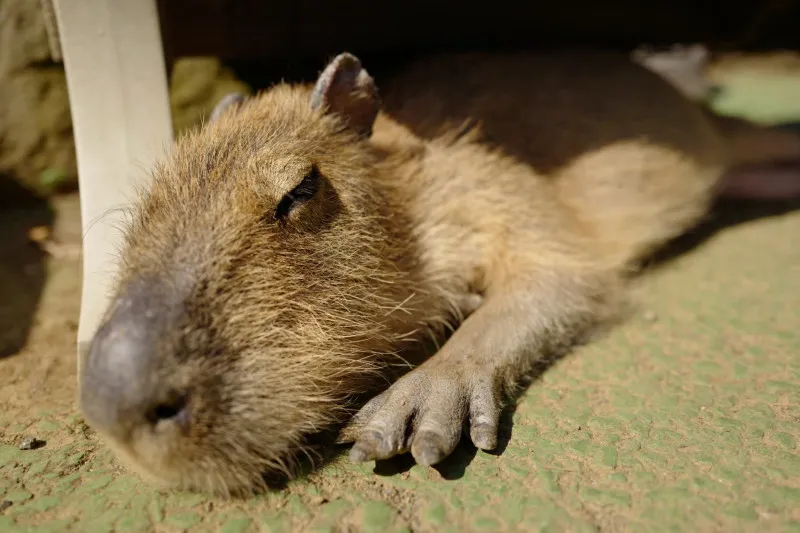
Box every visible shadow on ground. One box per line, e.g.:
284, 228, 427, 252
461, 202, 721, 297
0, 177, 54, 359
647, 195, 800, 268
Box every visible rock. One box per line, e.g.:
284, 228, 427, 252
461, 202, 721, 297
0, 0, 251, 198
18, 436, 45, 450
169, 57, 252, 134
632, 44, 714, 102
0, 0, 52, 72
0, 0, 76, 196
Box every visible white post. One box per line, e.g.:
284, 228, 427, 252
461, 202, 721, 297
52, 0, 173, 377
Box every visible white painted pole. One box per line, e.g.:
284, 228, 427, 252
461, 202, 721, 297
52, 0, 173, 378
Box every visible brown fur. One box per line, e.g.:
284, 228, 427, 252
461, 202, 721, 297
79, 49, 800, 495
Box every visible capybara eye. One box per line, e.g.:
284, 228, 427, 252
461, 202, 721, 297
274, 165, 321, 221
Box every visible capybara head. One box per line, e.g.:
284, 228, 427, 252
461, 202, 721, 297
79, 53, 417, 495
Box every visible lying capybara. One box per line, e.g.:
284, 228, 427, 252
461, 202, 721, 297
79, 49, 800, 495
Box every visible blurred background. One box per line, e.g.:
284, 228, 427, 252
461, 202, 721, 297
2, 0, 800, 201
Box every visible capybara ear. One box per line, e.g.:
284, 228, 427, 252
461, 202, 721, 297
209, 92, 246, 122
310, 53, 380, 138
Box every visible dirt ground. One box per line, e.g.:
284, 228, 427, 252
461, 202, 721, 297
2, 55, 800, 531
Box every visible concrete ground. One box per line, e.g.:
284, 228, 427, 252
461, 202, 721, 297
1, 54, 799, 532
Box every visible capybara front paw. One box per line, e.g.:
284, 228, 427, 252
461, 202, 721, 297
341, 365, 501, 466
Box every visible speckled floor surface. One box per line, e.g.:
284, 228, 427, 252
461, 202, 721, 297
2, 55, 800, 533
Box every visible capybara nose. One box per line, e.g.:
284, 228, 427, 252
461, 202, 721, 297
79, 279, 190, 440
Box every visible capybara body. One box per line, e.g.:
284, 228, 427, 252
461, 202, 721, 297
79, 49, 800, 495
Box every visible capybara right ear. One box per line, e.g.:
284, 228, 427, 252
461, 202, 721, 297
310, 53, 380, 138
209, 92, 246, 123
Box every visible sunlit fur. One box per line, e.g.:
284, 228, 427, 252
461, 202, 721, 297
102, 85, 441, 495
86, 50, 800, 496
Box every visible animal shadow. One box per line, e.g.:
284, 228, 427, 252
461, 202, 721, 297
646, 195, 800, 269
0, 177, 54, 358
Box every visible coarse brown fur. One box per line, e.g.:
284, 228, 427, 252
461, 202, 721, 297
79, 49, 800, 496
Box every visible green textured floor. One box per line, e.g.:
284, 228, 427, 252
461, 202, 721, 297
1, 57, 800, 533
